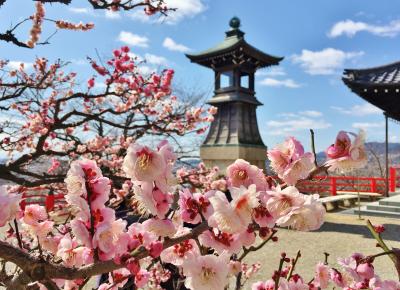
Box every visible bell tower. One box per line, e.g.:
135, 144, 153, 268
186, 17, 283, 170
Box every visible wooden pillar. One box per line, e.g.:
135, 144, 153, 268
385, 113, 389, 197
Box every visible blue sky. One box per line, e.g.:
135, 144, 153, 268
1, 0, 400, 152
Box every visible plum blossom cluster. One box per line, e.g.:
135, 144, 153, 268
325, 130, 368, 172
0, 47, 215, 188
0, 129, 393, 290
55, 21, 95, 31
268, 130, 367, 185
27, 2, 45, 48
1, 1, 169, 49
0, 134, 327, 289
176, 162, 226, 191
252, 250, 400, 290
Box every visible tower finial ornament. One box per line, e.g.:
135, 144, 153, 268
229, 16, 241, 29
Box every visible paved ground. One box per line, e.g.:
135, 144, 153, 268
244, 213, 400, 287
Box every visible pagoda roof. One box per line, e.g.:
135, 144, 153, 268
186, 17, 283, 69
343, 60, 400, 121
343, 60, 400, 86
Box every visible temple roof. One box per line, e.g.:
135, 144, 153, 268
343, 61, 400, 121
343, 61, 400, 86
186, 17, 283, 69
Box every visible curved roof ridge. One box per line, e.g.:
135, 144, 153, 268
344, 59, 400, 75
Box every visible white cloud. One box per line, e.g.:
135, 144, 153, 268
328, 19, 400, 38
331, 103, 382, 116
267, 117, 331, 136
105, 10, 121, 19
117, 31, 149, 48
7, 61, 33, 70
137, 65, 156, 76
144, 53, 168, 66
267, 111, 330, 136
291, 48, 364, 75
131, 0, 206, 25
300, 110, 323, 118
352, 122, 384, 129
163, 37, 190, 52
68, 7, 94, 15
128, 53, 168, 69
259, 78, 301, 88
70, 59, 87, 66
256, 67, 286, 77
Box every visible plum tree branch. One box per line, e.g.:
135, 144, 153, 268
0, 221, 209, 283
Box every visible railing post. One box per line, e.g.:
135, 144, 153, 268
371, 179, 377, 193
390, 167, 396, 193
330, 177, 337, 196
46, 193, 55, 212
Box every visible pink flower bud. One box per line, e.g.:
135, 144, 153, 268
357, 262, 374, 280
148, 241, 163, 258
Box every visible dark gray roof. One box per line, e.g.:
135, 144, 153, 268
186, 18, 283, 69
343, 61, 400, 121
343, 61, 400, 86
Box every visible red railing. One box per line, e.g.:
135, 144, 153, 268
15, 167, 400, 209
19, 186, 66, 212
297, 166, 399, 196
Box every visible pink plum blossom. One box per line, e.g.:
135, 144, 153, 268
135, 269, 150, 288
199, 229, 242, 254
276, 194, 325, 231
133, 185, 172, 218
98, 268, 130, 290
123, 144, 166, 182
160, 238, 199, 266
252, 280, 274, 290
0, 186, 21, 227
23, 204, 47, 225
182, 252, 230, 290
160, 227, 200, 266
326, 131, 351, 159
64, 159, 103, 197
228, 260, 242, 276
70, 219, 92, 248
253, 191, 275, 228
267, 137, 315, 185
209, 185, 259, 234
127, 222, 157, 251
226, 159, 268, 191
56, 234, 93, 267
325, 130, 368, 172
266, 186, 305, 219
314, 262, 330, 289
142, 218, 176, 237
179, 188, 214, 224
92, 217, 128, 261
23, 219, 54, 240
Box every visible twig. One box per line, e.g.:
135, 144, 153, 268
274, 255, 285, 290
13, 219, 23, 249
310, 129, 318, 168
287, 250, 301, 280
366, 219, 400, 279
238, 230, 276, 261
